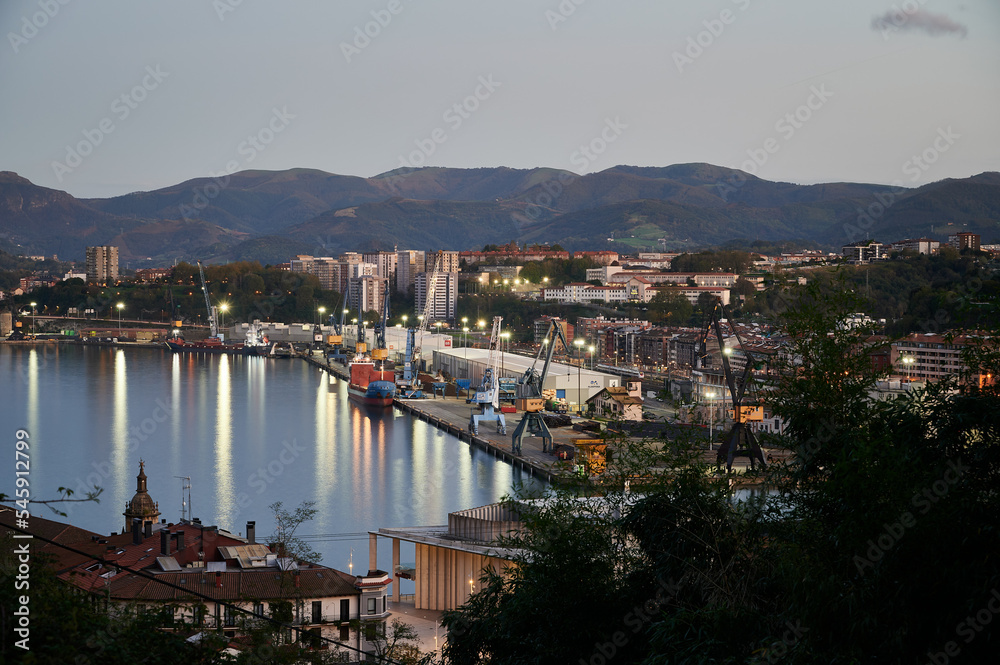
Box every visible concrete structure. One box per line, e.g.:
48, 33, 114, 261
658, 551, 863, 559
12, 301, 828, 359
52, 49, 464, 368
890, 332, 995, 383
649, 284, 732, 306
362, 251, 398, 283
415, 271, 458, 323
396, 250, 425, 294
532, 316, 573, 347
432, 348, 618, 410
369, 503, 521, 611
289, 255, 342, 291
842, 240, 885, 263
949, 232, 981, 252
348, 274, 387, 314
86, 245, 119, 283
888, 238, 940, 255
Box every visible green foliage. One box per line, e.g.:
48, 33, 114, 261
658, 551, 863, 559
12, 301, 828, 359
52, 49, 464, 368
440, 281, 1000, 665
647, 289, 694, 325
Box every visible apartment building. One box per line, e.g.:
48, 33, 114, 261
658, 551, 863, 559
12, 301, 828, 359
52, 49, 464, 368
86, 245, 119, 284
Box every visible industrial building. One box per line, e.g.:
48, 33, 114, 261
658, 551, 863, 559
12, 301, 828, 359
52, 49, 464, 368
432, 348, 619, 412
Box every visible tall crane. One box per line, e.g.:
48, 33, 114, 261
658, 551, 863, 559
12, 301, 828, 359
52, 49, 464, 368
197, 261, 218, 338
326, 295, 347, 362
469, 316, 506, 435
411, 250, 442, 373
698, 299, 766, 472
511, 319, 570, 454
371, 280, 391, 368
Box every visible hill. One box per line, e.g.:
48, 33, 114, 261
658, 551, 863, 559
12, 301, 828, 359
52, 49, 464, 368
1, 166, 997, 263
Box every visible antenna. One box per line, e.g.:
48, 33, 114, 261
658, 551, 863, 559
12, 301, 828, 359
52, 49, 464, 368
173, 476, 192, 522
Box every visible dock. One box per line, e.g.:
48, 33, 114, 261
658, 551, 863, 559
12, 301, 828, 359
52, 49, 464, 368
300, 353, 589, 482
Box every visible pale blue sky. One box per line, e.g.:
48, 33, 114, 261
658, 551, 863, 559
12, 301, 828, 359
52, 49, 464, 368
2, 0, 997, 198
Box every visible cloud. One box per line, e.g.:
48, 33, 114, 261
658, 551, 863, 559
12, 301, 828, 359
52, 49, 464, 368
871, 9, 968, 38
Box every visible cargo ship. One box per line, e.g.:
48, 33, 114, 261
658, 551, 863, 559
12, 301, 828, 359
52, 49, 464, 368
165, 336, 245, 353
347, 348, 396, 407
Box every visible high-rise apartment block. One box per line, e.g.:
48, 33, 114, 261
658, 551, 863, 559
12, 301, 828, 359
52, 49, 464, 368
86, 246, 119, 284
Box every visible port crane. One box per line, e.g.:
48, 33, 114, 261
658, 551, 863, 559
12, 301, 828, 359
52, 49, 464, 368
410, 250, 442, 374
326, 295, 347, 362
696, 299, 766, 472
197, 261, 219, 338
511, 319, 570, 454
469, 316, 506, 435
371, 280, 391, 368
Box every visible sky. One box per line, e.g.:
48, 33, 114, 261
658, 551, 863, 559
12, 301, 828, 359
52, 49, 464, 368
1, 0, 998, 198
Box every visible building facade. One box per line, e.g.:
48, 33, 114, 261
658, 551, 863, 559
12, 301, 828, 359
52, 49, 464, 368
414, 271, 458, 322
86, 246, 119, 284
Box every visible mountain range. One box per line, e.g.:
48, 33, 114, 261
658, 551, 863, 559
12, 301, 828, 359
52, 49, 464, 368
1, 164, 998, 266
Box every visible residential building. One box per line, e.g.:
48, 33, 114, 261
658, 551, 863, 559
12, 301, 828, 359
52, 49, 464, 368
86, 245, 119, 283
573, 250, 620, 265
649, 285, 731, 306
362, 251, 398, 284
887, 238, 941, 255
842, 240, 885, 263
289, 255, 342, 291
586, 381, 644, 420
890, 332, 995, 383
348, 275, 388, 315
134, 268, 171, 282
414, 271, 458, 323
532, 316, 573, 349
949, 232, 981, 252
396, 250, 426, 294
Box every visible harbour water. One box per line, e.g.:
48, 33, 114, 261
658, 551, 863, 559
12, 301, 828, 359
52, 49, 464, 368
1, 344, 542, 578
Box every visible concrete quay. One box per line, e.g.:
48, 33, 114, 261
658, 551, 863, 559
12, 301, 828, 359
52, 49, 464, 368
300, 353, 583, 482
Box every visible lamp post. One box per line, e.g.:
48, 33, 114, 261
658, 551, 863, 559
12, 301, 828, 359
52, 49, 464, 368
706, 390, 716, 449
463, 326, 469, 361
402, 314, 407, 328
500, 331, 510, 380
902, 354, 914, 380
588, 344, 595, 370
116, 302, 124, 332
219, 303, 229, 332
574, 338, 584, 415
317, 306, 325, 325
30, 301, 37, 336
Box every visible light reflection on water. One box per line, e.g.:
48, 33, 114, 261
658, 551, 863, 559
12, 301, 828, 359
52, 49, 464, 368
1, 345, 543, 576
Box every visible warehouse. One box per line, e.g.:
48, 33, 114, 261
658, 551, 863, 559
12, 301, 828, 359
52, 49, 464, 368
431, 348, 620, 413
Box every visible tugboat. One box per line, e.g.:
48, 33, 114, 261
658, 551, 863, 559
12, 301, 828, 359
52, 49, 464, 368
165, 262, 245, 354
346, 281, 396, 407
242, 320, 272, 356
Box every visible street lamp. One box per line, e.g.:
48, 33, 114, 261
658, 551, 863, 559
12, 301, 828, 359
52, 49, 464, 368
30, 301, 37, 336
901, 354, 915, 380
574, 338, 585, 415
402, 314, 408, 327
705, 390, 717, 449
500, 331, 510, 379
116, 302, 124, 331
317, 306, 325, 325
588, 344, 595, 370
463, 326, 469, 360
219, 303, 229, 331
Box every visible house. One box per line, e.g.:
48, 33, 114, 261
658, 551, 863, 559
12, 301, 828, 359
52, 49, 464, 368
0, 462, 391, 656
586, 380, 644, 420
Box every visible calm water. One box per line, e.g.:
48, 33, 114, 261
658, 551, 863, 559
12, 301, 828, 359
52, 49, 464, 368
2, 344, 541, 577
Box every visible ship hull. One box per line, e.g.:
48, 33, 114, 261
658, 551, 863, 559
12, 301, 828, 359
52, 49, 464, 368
347, 361, 396, 407
165, 339, 245, 354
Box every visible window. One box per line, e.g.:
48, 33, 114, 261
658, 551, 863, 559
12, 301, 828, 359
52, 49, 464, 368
224, 604, 236, 627
340, 624, 350, 641
367, 598, 376, 615
254, 603, 265, 617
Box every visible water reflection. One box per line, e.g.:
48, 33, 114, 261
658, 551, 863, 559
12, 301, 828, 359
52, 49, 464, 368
214, 354, 234, 525
112, 349, 129, 508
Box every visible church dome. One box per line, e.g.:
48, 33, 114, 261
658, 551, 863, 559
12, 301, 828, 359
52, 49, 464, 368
123, 460, 160, 531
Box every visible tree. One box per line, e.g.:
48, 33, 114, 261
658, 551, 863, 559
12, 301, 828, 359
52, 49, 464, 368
268, 500, 321, 563
367, 618, 423, 664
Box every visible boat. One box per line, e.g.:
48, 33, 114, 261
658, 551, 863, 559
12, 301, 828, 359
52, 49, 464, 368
347, 353, 396, 407
346, 280, 396, 407
243, 320, 272, 356
165, 337, 244, 353
165, 261, 245, 354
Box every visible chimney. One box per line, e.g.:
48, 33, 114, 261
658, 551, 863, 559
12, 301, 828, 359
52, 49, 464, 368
246, 521, 255, 545
160, 530, 171, 556
132, 519, 142, 545
174, 530, 185, 551
144, 521, 153, 539
294, 571, 301, 588
215, 571, 222, 588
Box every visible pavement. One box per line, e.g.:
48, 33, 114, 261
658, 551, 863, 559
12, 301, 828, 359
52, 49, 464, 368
387, 598, 446, 655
